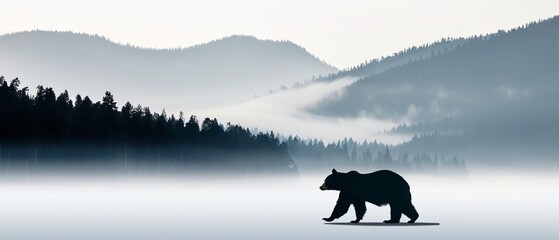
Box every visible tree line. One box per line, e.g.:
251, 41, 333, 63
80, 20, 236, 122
0, 76, 296, 176
284, 136, 467, 174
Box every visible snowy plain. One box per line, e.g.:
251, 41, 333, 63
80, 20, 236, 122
0, 170, 557, 240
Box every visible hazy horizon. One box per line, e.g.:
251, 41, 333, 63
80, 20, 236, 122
0, 171, 557, 239
2, 0, 559, 69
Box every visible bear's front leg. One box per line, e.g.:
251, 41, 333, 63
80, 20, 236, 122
323, 198, 351, 222
350, 200, 366, 223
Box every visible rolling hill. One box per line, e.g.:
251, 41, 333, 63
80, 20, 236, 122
313, 16, 559, 122
0, 31, 337, 113
311, 16, 559, 163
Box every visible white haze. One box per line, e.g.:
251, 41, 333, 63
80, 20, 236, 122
2, 0, 559, 68
195, 77, 410, 144
0, 171, 557, 240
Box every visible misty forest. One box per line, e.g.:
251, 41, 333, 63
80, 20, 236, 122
310, 16, 559, 165
0, 77, 297, 175
0, 77, 466, 176
1, 7, 559, 240
3, 16, 559, 176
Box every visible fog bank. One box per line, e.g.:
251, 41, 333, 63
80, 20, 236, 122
196, 77, 409, 144
0, 171, 557, 239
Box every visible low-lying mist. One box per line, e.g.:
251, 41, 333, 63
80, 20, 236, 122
0, 170, 557, 240
195, 77, 410, 144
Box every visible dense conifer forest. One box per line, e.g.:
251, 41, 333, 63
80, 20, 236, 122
0, 76, 296, 175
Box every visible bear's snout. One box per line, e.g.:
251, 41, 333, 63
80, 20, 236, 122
320, 183, 327, 190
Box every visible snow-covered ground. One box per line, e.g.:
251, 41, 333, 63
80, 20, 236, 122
0, 171, 557, 240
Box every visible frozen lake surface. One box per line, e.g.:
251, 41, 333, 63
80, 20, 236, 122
0, 171, 557, 240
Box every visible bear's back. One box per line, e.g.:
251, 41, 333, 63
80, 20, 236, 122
347, 170, 411, 205
364, 170, 410, 189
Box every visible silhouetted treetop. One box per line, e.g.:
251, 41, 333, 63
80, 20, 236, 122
0, 77, 297, 175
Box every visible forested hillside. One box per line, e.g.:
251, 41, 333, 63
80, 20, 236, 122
0, 77, 297, 175
309, 16, 559, 164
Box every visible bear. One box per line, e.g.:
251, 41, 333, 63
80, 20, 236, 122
320, 169, 419, 224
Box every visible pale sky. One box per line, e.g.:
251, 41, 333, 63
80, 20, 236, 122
1, 0, 558, 69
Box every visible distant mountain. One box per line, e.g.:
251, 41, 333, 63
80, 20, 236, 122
0, 31, 337, 113
320, 37, 466, 82
311, 16, 559, 162
314, 16, 559, 121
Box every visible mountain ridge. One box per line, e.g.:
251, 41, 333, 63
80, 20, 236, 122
308, 15, 559, 162
314, 15, 559, 120
0, 30, 337, 113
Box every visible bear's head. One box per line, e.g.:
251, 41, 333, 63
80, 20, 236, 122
320, 169, 344, 191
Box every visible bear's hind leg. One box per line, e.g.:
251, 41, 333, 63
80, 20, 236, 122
402, 203, 419, 223
351, 201, 366, 223
384, 203, 402, 223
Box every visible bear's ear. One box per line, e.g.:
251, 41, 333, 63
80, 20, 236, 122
332, 168, 338, 174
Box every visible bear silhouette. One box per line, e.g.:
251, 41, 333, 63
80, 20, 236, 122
320, 169, 419, 223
